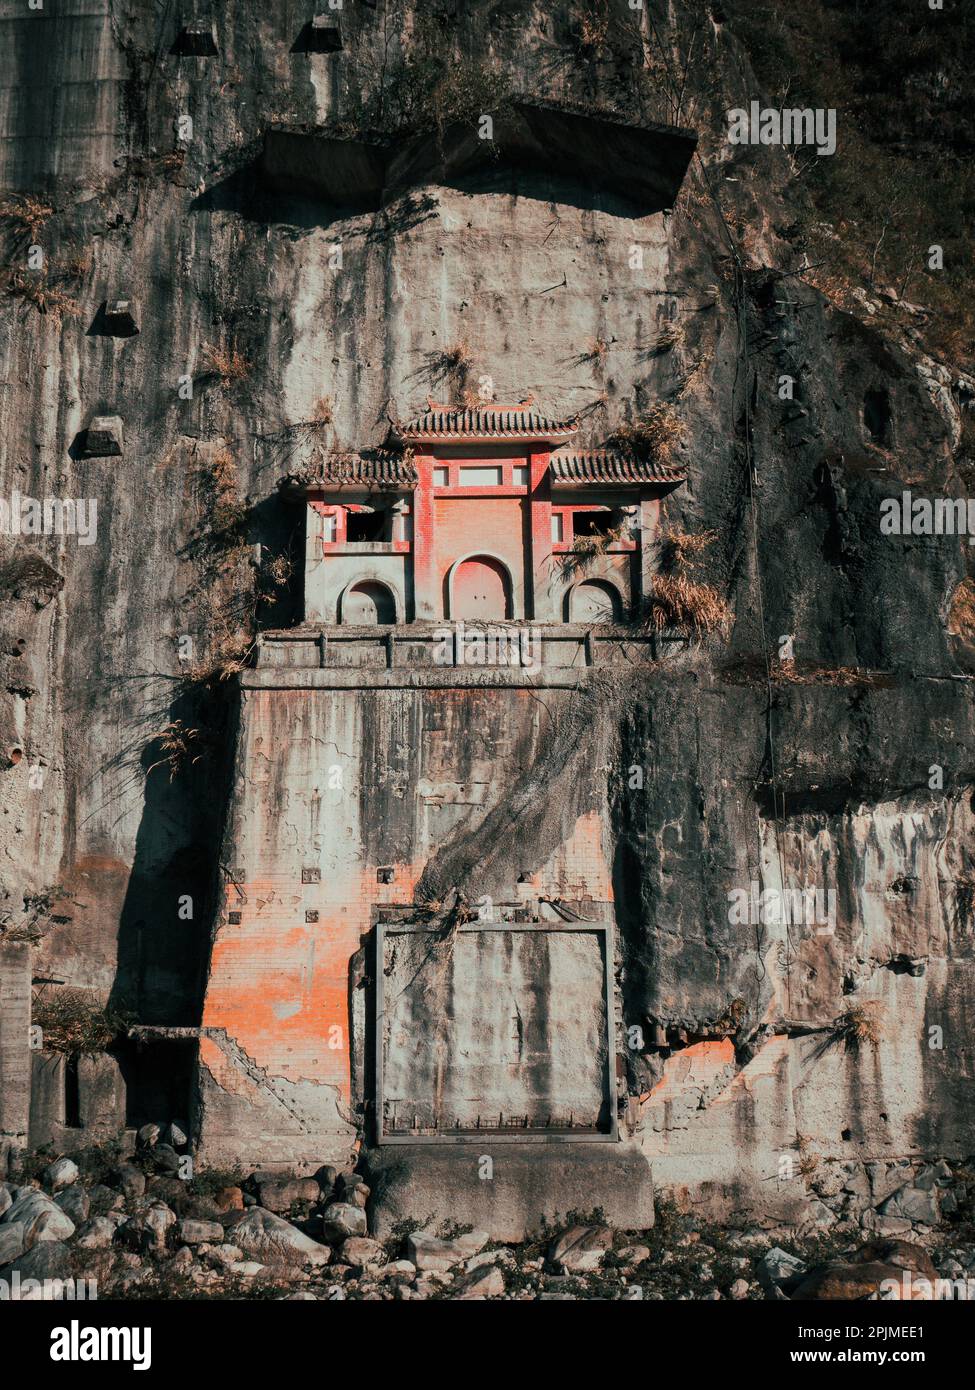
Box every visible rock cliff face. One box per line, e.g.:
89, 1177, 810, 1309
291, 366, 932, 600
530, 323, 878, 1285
1, 1, 973, 1223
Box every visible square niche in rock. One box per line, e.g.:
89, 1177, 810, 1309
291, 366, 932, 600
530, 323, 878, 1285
80, 415, 123, 458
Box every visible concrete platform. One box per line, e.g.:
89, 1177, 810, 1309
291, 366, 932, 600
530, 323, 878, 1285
362, 1142, 654, 1242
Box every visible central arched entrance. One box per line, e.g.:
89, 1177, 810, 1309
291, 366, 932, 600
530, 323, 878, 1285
340, 580, 397, 624
448, 555, 513, 620
566, 578, 623, 623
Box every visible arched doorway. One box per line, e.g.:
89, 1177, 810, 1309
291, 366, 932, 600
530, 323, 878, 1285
449, 555, 512, 620
340, 580, 397, 624
566, 579, 623, 623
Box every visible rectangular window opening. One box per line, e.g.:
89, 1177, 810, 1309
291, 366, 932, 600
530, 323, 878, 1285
572, 510, 616, 539
346, 510, 387, 542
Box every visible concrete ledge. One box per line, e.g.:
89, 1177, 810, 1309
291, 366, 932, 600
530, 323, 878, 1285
242, 667, 590, 689
362, 1142, 654, 1241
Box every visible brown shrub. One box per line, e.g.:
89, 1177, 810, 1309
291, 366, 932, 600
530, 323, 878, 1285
202, 342, 251, 384
146, 720, 208, 780
644, 573, 731, 639
948, 577, 975, 641
0, 194, 54, 238
610, 403, 686, 465
32, 988, 132, 1055
4, 271, 80, 325
832, 1004, 883, 1053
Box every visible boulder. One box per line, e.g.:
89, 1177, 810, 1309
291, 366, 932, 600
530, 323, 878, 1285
0, 1239, 73, 1285
117, 1201, 175, 1253
618, 1244, 651, 1265
213, 1186, 244, 1212
114, 1165, 146, 1200
150, 1143, 182, 1176
335, 1172, 371, 1207
340, 1236, 386, 1269
861, 1209, 913, 1238
849, 1239, 937, 1279
43, 1157, 79, 1193
320, 1202, 368, 1241
791, 1261, 919, 1300
757, 1246, 807, 1290
456, 1264, 505, 1299
879, 1187, 939, 1225
0, 1221, 27, 1265
136, 1124, 161, 1150
802, 1200, 837, 1229
55, 1185, 90, 1226
178, 1219, 224, 1246
4, 1190, 76, 1247
866, 1161, 914, 1205
163, 1122, 188, 1150
255, 1177, 320, 1213
147, 1177, 188, 1212
89, 1183, 124, 1213
231, 1208, 331, 1266
73, 1217, 117, 1250
313, 1165, 338, 1196
549, 1225, 613, 1274
915, 1161, 952, 1191
407, 1229, 489, 1273
0, 1185, 11, 1219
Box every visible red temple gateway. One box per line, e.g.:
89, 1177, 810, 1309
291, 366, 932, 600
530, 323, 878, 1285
297, 397, 686, 628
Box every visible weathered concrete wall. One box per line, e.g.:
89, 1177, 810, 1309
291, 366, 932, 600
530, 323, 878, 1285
198, 674, 618, 1166
0, 944, 31, 1159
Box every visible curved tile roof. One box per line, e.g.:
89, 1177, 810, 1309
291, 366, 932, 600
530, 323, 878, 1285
294, 450, 418, 489
549, 449, 686, 485
397, 396, 579, 443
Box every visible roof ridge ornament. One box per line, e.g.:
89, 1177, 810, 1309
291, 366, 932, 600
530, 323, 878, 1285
396, 396, 578, 445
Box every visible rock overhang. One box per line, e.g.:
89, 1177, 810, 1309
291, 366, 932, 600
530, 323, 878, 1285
259, 100, 698, 215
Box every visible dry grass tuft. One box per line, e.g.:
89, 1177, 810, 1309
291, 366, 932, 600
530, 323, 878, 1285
610, 402, 686, 465
649, 321, 685, 355
4, 271, 80, 325
581, 337, 609, 363
719, 655, 892, 688
794, 1133, 821, 1177
575, 5, 610, 52
32, 988, 132, 1055
146, 720, 208, 780
439, 340, 472, 375
770, 660, 887, 688
0, 194, 54, 238
57, 249, 94, 282
644, 572, 732, 639
948, 577, 975, 641
202, 342, 251, 385
832, 1003, 883, 1053
658, 527, 718, 572
185, 632, 254, 685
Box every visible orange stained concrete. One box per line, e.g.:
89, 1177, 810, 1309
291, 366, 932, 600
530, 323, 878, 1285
645, 1039, 737, 1105
532, 810, 615, 902
202, 861, 422, 1100
202, 815, 615, 1102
